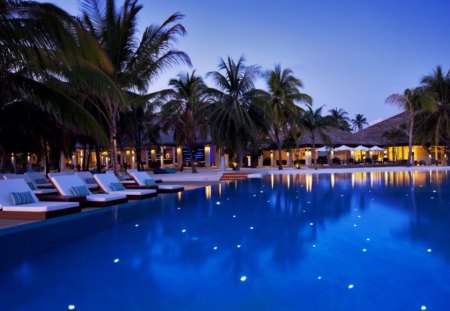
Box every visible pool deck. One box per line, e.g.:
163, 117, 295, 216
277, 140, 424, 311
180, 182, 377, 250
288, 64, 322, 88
1, 165, 449, 230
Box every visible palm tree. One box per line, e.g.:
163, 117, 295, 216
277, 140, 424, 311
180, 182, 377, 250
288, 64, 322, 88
0, 1, 109, 171
300, 106, 330, 170
265, 65, 312, 170
351, 114, 369, 132
207, 56, 264, 171
160, 71, 211, 173
386, 88, 433, 166
382, 128, 407, 163
418, 66, 450, 163
79, 0, 190, 173
326, 107, 351, 132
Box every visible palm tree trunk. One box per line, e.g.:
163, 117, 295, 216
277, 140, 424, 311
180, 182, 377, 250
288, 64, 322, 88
275, 128, 283, 170
95, 144, 102, 172
312, 138, 318, 170
110, 112, 119, 173
189, 147, 198, 173
407, 115, 414, 166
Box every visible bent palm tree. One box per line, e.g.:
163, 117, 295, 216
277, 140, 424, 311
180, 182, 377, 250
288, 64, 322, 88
266, 65, 312, 170
351, 114, 369, 132
386, 88, 433, 166
207, 56, 264, 171
161, 71, 211, 173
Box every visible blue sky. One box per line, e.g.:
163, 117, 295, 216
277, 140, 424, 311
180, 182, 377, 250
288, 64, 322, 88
40, 0, 450, 125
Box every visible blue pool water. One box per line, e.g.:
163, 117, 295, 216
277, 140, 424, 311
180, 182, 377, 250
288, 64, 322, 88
1, 170, 450, 310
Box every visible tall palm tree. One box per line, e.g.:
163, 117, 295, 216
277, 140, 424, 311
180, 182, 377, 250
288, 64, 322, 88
79, 0, 190, 173
207, 56, 264, 171
418, 66, 450, 162
265, 65, 312, 170
160, 71, 211, 173
326, 107, 351, 132
300, 106, 330, 170
386, 87, 433, 166
351, 113, 369, 132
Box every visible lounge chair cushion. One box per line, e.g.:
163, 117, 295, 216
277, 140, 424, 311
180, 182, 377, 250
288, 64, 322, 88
85, 178, 96, 184
34, 178, 49, 184
27, 182, 37, 190
110, 182, 126, 191
10, 191, 35, 205
70, 185, 90, 196
144, 179, 157, 186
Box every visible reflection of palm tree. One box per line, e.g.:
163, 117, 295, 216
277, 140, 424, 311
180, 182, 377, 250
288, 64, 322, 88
161, 71, 210, 173
207, 56, 263, 171
386, 88, 433, 166
351, 113, 369, 132
265, 65, 312, 170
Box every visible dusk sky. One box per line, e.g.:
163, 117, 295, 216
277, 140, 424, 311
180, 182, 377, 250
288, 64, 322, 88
40, 0, 450, 126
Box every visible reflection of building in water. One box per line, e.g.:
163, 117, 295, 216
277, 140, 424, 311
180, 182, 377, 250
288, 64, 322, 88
205, 185, 212, 200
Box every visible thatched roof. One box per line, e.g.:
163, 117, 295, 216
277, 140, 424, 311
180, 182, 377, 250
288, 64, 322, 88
298, 127, 359, 146
352, 112, 409, 145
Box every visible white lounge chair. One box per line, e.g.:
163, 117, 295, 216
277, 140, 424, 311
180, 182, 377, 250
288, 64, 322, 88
127, 170, 184, 193
24, 172, 53, 188
49, 172, 98, 191
0, 179, 80, 220
3, 174, 58, 196
127, 169, 162, 183
49, 174, 128, 207
74, 171, 100, 190
94, 173, 157, 200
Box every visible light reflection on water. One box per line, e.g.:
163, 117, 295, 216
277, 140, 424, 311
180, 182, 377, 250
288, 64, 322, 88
0, 170, 450, 311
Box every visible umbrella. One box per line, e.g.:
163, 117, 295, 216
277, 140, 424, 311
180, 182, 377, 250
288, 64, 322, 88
334, 145, 353, 151
353, 145, 370, 151
369, 146, 384, 151
316, 146, 332, 152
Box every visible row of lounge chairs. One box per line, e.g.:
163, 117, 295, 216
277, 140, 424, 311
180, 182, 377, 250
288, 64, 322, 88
0, 170, 184, 220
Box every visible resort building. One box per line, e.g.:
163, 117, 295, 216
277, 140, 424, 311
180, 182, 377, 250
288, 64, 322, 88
1, 112, 448, 173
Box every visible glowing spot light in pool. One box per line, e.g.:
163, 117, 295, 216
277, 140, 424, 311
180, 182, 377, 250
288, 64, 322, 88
113, 258, 119, 263
427, 249, 432, 253
213, 246, 218, 251
421, 306, 427, 310
240, 276, 247, 282
249, 226, 254, 230
134, 224, 139, 228
68, 305, 75, 310
237, 244, 241, 248
317, 276, 322, 280
348, 284, 354, 289
216, 201, 221, 205
181, 229, 187, 233
362, 248, 367, 252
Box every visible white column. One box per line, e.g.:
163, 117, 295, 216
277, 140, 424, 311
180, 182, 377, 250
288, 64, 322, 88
60, 151, 66, 170
144, 149, 149, 169
305, 150, 312, 166
205, 145, 211, 167
246, 155, 251, 167
287, 152, 291, 167
160, 146, 165, 168
224, 153, 229, 168
270, 151, 274, 167
176, 146, 183, 169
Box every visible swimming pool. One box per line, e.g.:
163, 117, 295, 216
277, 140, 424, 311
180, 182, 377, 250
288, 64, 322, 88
1, 170, 450, 310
